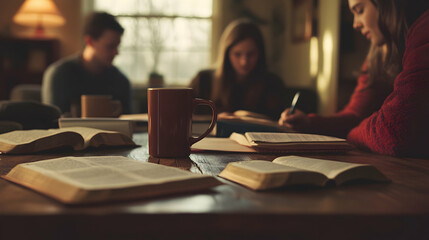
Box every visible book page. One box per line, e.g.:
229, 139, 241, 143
18, 156, 210, 190
227, 160, 307, 174
191, 137, 256, 152
0, 129, 76, 145
219, 160, 328, 190
0, 127, 135, 154
0, 129, 84, 154
273, 156, 368, 179
61, 127, 135, 149
245, 132, 346, 144
229, 133, 252, 147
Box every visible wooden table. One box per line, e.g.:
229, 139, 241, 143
1, 133, 429, 240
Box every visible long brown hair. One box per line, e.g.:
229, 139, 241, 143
211, 19, 267, 110
365, 0, 428, 86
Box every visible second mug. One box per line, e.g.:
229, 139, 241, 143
81, 95, 122, 118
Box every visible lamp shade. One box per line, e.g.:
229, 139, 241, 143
13, 0, 65, 27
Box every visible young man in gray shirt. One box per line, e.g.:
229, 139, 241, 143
42, 12, 132, 116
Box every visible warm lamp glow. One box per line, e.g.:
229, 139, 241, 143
13, 0, 65, 37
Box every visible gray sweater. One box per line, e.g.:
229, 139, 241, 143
42, 55, 132, 114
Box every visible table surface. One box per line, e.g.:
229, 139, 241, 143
1, 133, 429, 240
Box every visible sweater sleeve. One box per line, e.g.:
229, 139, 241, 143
347, 10, 429, 157
306, 62, 390, 138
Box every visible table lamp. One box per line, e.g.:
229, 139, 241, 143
13, 0, 65, 38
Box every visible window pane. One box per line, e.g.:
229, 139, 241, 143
115, 52, 151, 85
144, 0, 212, 17
95, 0, 212, 17
95, 0, 140, 15
94, 0, 212, 86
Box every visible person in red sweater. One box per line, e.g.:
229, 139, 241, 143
279, 0, 429, 157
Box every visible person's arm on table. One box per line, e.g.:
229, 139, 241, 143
279, 62, 391, 138
347, 14, 429, 157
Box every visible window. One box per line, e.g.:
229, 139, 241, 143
92, 0, 213, 86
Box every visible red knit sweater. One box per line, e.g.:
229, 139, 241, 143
306, 62, 392, 138
347, 10, 429, 157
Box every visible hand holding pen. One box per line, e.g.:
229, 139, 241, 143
278, 91, 310, 131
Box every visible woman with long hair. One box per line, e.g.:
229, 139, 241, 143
189, 18, 287, 120
279, 0, 429, 157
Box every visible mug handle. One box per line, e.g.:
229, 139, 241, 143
189, 98, 217, 145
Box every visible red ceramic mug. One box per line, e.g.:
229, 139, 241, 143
148, 88, 217, 158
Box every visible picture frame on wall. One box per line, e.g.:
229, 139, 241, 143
292, 0, 313, 42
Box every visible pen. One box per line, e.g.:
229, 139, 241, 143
288, 91, 301, 115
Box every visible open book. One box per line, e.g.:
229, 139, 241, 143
2, 156, 222, 204
219, 156, 389, 190
231, 132, 353, 152
192, 132, 353, 153
215, 111, 291, 137
0, 127, 136, 154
